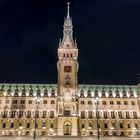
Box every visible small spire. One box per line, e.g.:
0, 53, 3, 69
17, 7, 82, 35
67, 2, 70, 19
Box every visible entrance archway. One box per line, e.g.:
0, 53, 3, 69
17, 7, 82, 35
63, 121, 72, 135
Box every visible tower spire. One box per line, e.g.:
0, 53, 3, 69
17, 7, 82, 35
67, 2, 70, 19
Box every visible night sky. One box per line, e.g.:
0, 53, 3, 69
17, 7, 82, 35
0, 0, 140, 85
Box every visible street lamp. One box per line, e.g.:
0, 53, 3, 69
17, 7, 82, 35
33, 96, 42, 139
95, 96, 100, 139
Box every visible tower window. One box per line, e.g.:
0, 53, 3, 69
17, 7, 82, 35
66, 44, 70, 47
64, 66, 71, 72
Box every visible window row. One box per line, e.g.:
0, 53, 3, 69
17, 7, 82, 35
80, 100, 136, 105
79, 89, 135, 98
81, 122, 139, 129
80, 111, 138, 119
0, 100, 55, 105
2, 122, 54, 129
1, 111, 55, 118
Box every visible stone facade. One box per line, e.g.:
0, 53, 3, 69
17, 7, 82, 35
0, 3, 140, 137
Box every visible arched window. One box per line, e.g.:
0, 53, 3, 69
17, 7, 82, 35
94, 89, 98, 97
89, 122, 92, 128
26, 123, 30, 128
108, 88, 113, 97
42, 122, 46, 127
67, 54, 69, 58
19, 122, 22, 127
87, 90, 91, 97
112, 123, 116, 128
115, 89, 120, 97
10, 122, 14, 128
50, 123, 54, 128
129, 90, 134, 98
122, 89, 127, 98
80, 90, 84, 97
104, 123, 108, 128
81, 124, 85, 128
51, 89, 55, 97
120, 123, 123, 128
102, 89, 106, 97
3, 123, 6, 128
44, 89, 48, 97
127, 124, 131, 128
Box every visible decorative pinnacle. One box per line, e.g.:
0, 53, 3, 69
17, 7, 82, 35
67, 2, 70, 19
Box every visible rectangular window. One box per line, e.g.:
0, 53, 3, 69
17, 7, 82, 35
135, 123, 138, 128
110, 101, 114, 105
13, 100, 18, 104
81, 101, 85, 104
124, 101, 128, 105
126, 111, 130, 118
43, 100, 47, 104
28, 100, 32, 104
50, 111, 54, 118
81, 111, 85, 118
6, 100, 9, 104
102, 101, 106, 105
21, 100, 25, 104
117, 101, 121, 105
131, 101, 135, 105
51, 100, 55, 104
88, 111, 92, 118
133, 112, 137, 118
88, 101, 92, 105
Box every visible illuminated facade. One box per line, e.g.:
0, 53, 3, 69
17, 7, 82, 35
0, 3, 140, 137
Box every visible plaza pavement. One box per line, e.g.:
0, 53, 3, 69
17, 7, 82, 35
0, 136, 139, 140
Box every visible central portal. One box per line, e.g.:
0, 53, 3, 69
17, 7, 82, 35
63, 121, 71, 135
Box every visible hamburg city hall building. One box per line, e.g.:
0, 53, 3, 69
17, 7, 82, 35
0, 3, 140, 137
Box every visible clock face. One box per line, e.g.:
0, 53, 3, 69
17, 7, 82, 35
64, 66, 71, 72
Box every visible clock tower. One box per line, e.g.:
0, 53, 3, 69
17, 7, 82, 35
57, 2, 78, 136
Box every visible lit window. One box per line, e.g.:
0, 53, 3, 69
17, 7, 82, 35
50, 123, 54, 128
104, 123, 108, 128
